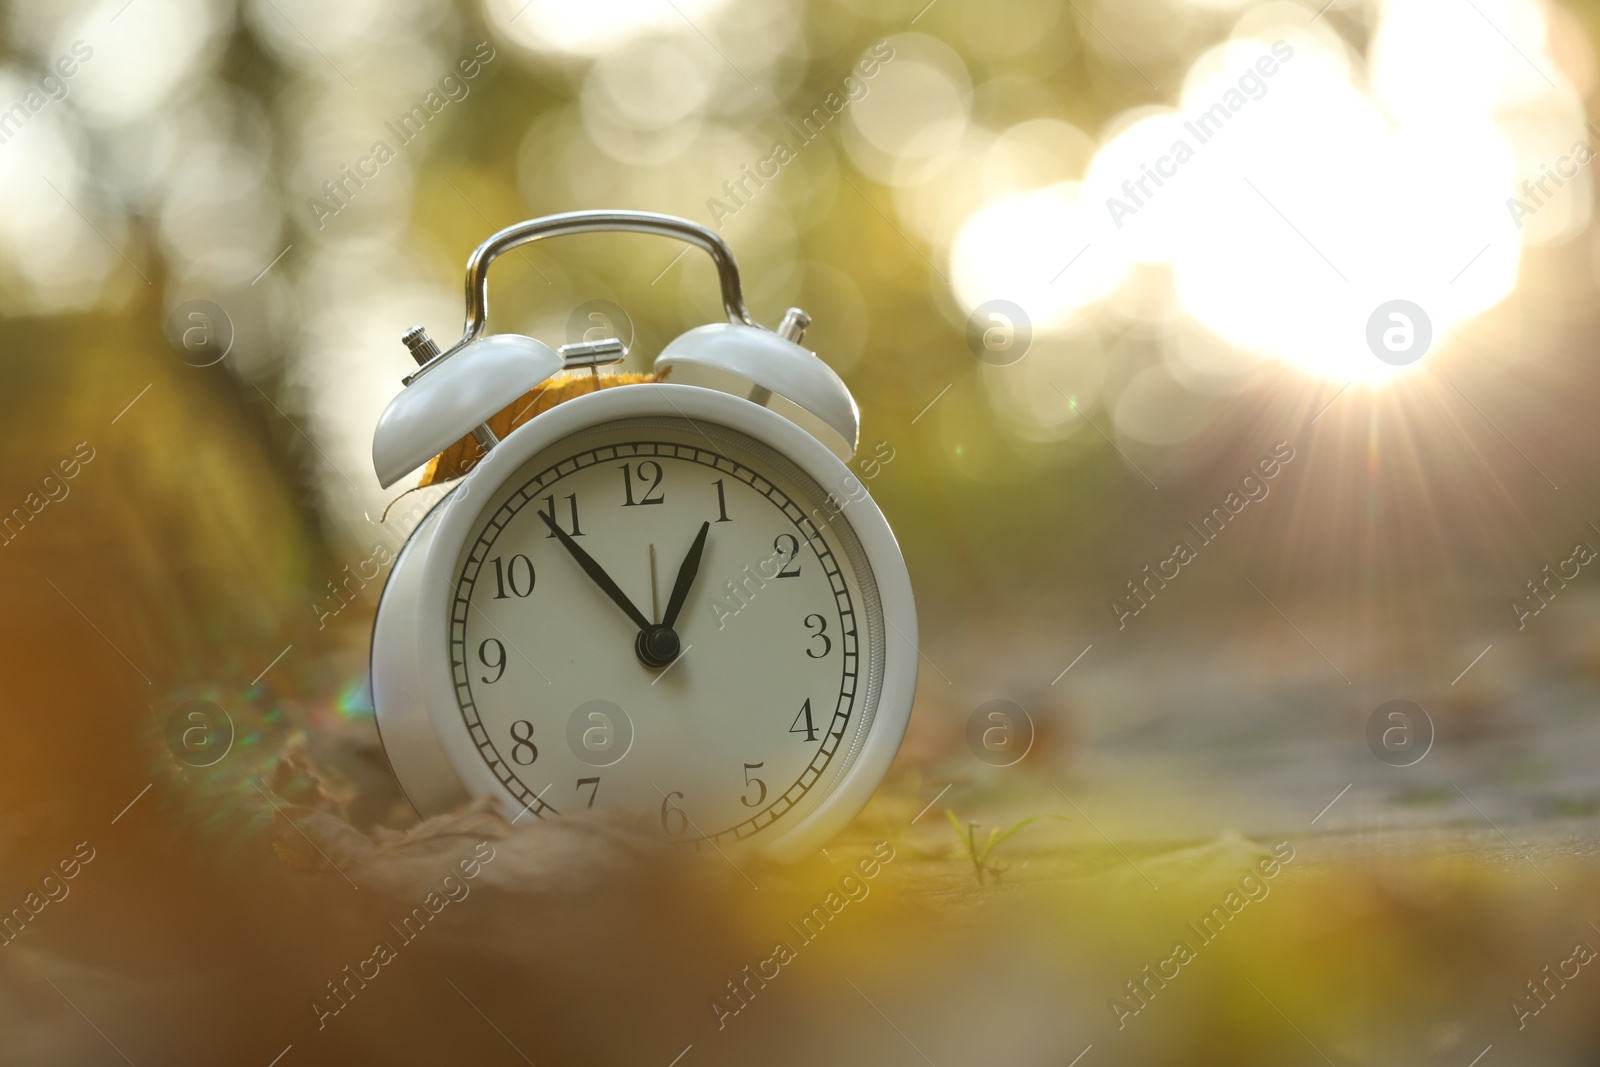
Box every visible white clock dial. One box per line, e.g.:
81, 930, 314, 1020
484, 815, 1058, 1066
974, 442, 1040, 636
446, 415, 885, 848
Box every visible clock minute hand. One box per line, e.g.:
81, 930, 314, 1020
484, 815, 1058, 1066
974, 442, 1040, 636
537, 510, 652, 631
661, 521, 711, 630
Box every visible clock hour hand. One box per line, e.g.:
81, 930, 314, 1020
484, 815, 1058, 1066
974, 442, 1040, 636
661, 521, 711, 630
537, 509, 652, 632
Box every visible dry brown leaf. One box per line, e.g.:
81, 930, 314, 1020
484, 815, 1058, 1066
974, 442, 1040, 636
418, 370, 664, 486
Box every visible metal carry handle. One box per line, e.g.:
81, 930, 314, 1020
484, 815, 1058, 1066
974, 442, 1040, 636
467, 211, 756, 335
408, 211, 758, 384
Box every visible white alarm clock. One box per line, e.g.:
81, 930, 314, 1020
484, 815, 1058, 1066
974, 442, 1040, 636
368, 211, 916, 862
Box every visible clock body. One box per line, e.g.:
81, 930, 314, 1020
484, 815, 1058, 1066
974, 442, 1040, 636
371, 383, 916, 862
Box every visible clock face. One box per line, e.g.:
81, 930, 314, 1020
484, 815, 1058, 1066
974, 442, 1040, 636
446, 415, 886, 849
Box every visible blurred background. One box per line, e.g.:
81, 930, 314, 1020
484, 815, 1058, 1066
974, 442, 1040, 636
4, 0, 1600, 1063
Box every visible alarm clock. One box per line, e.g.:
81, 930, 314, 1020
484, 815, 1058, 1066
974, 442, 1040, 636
368, 211, 916, 862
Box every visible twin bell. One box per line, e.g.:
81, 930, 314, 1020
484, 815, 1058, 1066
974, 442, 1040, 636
371, 210, 859, 490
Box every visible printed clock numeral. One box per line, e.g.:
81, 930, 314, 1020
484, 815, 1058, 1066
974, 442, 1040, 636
509, 720, 538, 765
577, 777, 600, 808
660, 790, 688, 836
540, 493, 582, 537
790, 697, 819, 742
741, 762, 767, 807
712, 479, 732, 522
804, 613, 831, 658
773, 534, 801, 578
619, 460, 665, 506
478, 638, 506, 684
489, 554, 535, 599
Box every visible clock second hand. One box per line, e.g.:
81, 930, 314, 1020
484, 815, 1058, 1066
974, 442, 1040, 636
649, 543, 659, 624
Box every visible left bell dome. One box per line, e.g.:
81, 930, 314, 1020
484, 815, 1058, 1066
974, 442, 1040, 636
371, 333, 564, 489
